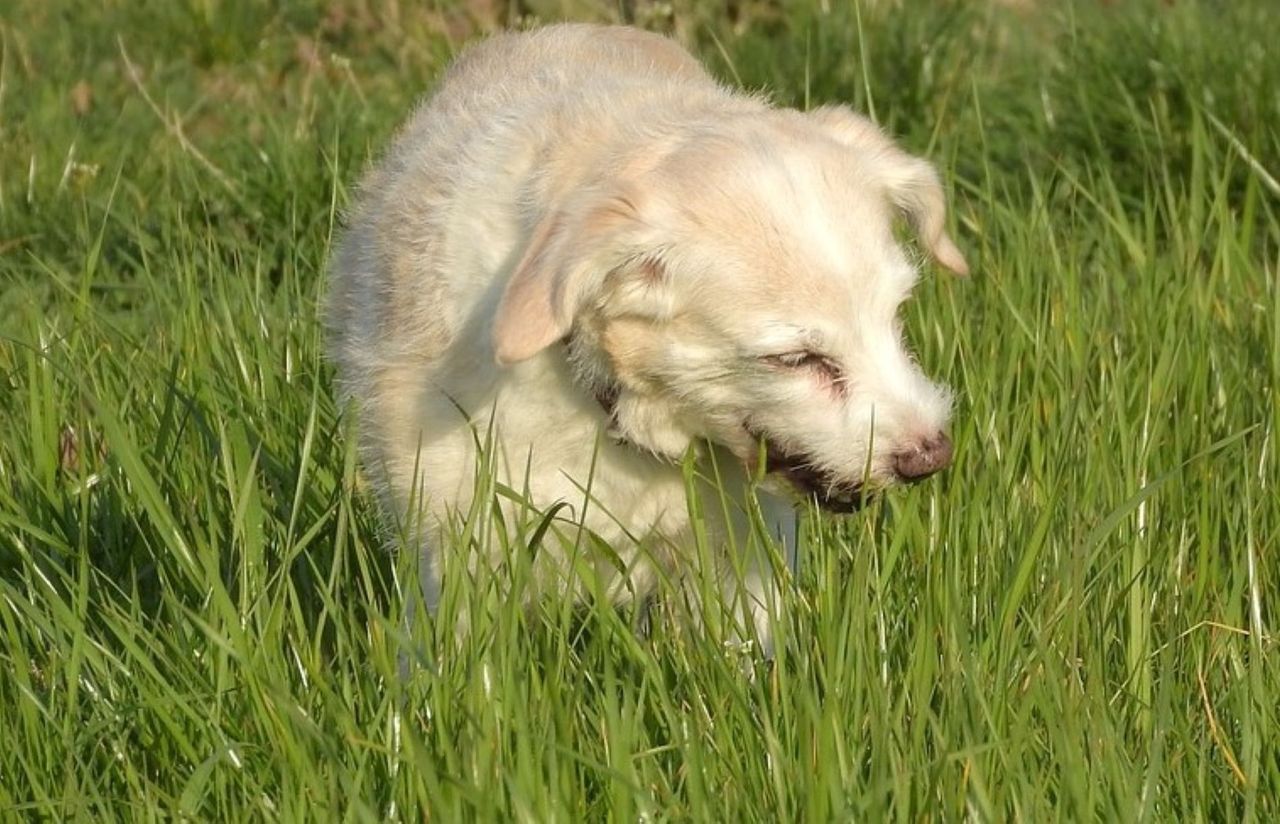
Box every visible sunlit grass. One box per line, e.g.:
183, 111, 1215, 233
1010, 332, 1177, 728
1, 0, 1276, 818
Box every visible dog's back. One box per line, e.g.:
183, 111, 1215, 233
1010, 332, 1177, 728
326, 26, 721, 399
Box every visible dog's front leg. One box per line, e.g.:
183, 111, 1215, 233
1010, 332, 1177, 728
736, 492, 797, 658
684, 488, 796, 658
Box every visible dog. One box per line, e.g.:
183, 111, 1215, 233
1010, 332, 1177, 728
325, 24, 967, 651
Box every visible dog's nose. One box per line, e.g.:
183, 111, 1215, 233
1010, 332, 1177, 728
894, 433, 953, 481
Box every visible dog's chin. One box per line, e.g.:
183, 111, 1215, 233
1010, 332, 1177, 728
755, 436, 870, 514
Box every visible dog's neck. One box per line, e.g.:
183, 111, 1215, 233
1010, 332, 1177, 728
561, 333, 702, 464
590, 380, 621, 422
562, 334, 624, 433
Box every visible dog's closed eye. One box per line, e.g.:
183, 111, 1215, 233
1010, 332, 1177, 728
760, 351, 846, 392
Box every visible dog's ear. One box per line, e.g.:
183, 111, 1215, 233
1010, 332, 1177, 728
809, 106, 969, 276
879, 155, 970, 276
492, 192, 644, 365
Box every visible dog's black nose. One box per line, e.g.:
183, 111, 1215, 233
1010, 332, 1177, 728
894, 433, 953, 481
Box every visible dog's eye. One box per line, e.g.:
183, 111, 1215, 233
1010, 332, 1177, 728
763, 351, 818, 369
761, 350, 840, 377
761, 350, 847, 396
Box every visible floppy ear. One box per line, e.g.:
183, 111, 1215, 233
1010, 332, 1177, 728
492, 192, 643, 365
879, 156, 970, 276
809, 105, 969, 276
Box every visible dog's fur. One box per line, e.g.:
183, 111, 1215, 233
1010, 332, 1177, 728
326, 24, 967, 649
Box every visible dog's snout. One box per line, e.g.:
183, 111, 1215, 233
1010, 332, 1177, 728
894, 433, 953, 481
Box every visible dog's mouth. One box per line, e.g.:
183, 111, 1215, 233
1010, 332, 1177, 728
748, 427, 868, 514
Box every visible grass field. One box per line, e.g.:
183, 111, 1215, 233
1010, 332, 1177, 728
2, 0, 1278, 818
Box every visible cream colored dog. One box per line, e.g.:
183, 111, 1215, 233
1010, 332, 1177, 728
326, 24, 967, 649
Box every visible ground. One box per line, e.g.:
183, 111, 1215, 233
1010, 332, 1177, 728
1, 0, 1277, 818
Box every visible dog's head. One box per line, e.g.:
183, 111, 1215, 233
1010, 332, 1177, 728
492, 107, 967, 511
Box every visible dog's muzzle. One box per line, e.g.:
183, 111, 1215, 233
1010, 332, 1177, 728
750, 427, 953, 513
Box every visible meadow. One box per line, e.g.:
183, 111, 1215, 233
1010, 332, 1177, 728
1, 0, 1277, 818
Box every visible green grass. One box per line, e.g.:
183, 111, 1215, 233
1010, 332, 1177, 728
2, 0, 1277, 818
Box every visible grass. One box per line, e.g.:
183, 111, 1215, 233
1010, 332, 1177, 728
2, 0, 1277, 818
